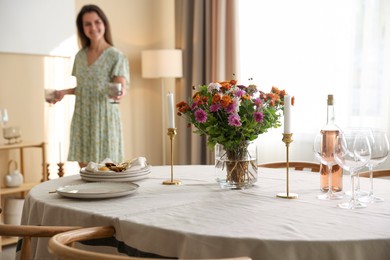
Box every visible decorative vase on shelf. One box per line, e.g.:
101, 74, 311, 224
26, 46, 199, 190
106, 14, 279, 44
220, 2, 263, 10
215, 141, 258, 189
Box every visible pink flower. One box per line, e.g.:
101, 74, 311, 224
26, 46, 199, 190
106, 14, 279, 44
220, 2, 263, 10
210, 103, 221, 112
225, 103, 235, 113
235, 89, 246, 97
228, 114, 241, 126
192, 101, 201, 110
194, 108, 207, 123
232, 97, 241, 112
254, 112, 264, 123
254, 98, 262, 107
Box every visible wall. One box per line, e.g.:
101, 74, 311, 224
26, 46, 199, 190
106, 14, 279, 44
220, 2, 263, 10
0, 53, 46, 183
0, 0, 76, 56
0, 0, 176, 184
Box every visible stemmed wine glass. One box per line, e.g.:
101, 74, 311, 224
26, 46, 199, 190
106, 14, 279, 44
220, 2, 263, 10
359, 129, 389, 203
45, 89, 56, 105
356, 128, 373, 197
313, 132, 343, 200
343, 128, 371, 198
335, 130, 371, 209
107, 82, 123, 104
0, 109, 9, 127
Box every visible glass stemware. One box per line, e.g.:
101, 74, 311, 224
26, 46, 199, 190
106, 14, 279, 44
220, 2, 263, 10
0, 109, 9, 127
313, 132, 343, 200
359, 129, 389, 203
107, 83, 123, 104
343, 128, 371, 198
45, 89, 56, 105
335, 130, 371, 209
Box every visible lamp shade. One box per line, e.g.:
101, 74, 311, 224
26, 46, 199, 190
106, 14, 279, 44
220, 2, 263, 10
142, 49, 183, 78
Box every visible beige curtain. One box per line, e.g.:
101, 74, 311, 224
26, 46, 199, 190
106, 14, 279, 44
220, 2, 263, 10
174, 0, 239, 165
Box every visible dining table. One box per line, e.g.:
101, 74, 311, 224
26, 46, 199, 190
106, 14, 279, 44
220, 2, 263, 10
20, 165, 390, 260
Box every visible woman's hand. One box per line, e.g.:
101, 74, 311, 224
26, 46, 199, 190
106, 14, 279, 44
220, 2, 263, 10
52, 88, 76, 104
54, 90, 65, 103
112, 76, 127, 101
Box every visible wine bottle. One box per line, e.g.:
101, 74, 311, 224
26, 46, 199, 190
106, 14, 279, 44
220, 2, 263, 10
320, 95, 343, 192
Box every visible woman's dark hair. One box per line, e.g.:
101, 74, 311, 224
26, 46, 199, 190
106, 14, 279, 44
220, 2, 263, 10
76, 4, 113, 48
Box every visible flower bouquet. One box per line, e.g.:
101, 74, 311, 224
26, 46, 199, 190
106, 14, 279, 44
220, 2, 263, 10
177, 79, 291, 188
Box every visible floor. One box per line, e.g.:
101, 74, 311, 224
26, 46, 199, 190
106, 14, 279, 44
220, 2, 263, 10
1, 244, 17, 260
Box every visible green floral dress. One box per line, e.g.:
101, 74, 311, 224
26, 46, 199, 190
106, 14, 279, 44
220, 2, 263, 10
68, 47, 130, 163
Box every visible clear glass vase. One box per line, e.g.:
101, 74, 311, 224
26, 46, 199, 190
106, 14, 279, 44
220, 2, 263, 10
215, 141, 258, 189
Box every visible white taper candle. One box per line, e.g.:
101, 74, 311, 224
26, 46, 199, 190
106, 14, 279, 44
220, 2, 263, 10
284, 95, 291, 134
59, 142, 62, 162
167, 92, 175, 128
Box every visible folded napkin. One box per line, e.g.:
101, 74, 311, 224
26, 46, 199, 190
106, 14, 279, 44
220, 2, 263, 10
128, 157, 148, 171
85, 157, 148, 173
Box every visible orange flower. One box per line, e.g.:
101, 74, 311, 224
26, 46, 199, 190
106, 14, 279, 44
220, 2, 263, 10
291, 96, 295, 106
220, 95, 232, 108
241, 94, 251, 100
193, 93, 201, 103
271, 86, 280, 94
176, 101, 190, 114
219, 81, 232, 92
266, 93, 274, 101
260, 92, 265, 99
212, 94, 221, 104
230, 79, 237, 85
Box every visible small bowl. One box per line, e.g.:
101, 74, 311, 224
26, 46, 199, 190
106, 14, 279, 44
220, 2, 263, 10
3, 126, 22, 144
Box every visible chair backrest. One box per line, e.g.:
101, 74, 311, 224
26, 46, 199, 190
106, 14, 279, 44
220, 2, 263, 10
0, 224, 82, 260
359, 169, 390, 178
48, 226, 252, 260
258, 161, 321, 172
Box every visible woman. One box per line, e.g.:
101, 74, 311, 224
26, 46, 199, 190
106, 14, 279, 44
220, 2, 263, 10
54, 5, 130, 167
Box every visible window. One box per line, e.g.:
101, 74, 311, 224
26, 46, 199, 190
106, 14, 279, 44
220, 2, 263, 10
238, 0, 389, 163
42, 1, 389, 168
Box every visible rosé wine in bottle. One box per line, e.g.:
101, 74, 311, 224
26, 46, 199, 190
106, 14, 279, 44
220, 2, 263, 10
320, 95, 343, 192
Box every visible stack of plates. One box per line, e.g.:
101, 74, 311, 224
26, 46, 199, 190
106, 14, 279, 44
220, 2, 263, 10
80, 166, 151, 182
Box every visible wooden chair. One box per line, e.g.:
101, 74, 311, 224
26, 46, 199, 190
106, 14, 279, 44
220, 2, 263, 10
258, 161, 321, 172
48, 226, 252, 260
0, 224, 82, 260
359, 169, 390, 178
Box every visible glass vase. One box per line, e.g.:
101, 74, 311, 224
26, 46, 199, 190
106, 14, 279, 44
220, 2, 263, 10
215, 141, 258, 189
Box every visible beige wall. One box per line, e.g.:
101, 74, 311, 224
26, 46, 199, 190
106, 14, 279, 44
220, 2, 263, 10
0, 53, 47, 183
0, 0, 177, 184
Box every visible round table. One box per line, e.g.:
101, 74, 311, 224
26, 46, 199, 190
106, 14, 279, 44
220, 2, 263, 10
21, 165, 390, 260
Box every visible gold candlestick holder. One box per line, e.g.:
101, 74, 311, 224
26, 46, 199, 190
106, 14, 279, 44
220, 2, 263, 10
57, 162, 65, 178
46, 163, 50, 181
276, 133, 298, 199
163, 128, 181, 185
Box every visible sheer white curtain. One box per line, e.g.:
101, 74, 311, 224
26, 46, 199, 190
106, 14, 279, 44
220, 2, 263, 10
44, 56, 78, 178
238, 0, 390, 168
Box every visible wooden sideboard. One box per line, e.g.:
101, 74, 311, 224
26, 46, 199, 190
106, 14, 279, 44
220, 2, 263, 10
0, 142, 47, 247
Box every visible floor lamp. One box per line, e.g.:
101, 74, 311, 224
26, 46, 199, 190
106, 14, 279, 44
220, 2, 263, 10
141, 49, 183, 165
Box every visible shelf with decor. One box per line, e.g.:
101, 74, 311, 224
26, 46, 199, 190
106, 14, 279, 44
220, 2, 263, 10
0, 141, 48, 249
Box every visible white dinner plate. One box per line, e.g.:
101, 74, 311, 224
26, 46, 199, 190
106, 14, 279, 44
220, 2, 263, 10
56, 182, 139, 199
80, 166, 151, 176
80, 168, 150, 178
80, 171, 151, 182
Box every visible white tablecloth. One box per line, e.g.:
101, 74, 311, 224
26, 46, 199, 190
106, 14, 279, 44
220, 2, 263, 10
21, 165, 390, 260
